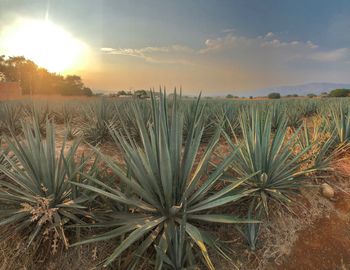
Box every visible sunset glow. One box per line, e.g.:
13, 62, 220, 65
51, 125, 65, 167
0, 18, 88, 73
0, 0, 350, 95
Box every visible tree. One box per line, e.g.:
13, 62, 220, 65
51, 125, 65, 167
0, 55, 93, 96
82, 87, 93, 96
59, 76, 82, 96
286, 94, 298, 97
134, 89, 148, 99
116, 90, 127, 96
329, 89, 350, 97
267, 92, 281, 99
226, 94, 234, 98
307, 93, 317, 98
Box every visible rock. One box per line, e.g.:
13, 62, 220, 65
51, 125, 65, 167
321, 183, 335, 199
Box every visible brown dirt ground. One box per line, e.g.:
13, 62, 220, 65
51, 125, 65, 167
268, 192, 350, 270
266, 156, 350, 270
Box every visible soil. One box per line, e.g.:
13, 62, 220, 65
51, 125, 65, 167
267, 191, 350, 270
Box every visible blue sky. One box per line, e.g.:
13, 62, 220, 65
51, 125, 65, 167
1, 0, 350, 94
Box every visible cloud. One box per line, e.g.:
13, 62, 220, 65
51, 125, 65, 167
95, 31, 350, 93
198, 33, 318, 56
100, 47, 115, 52
100, 32, 350, 70
308, 48, 350, 62
100, 45, 194, 65
196, 32, 350, 65
198, 34, 241, 53
306, 41, 318, 49
264, 32, 275, 39
221, 28, 235, 33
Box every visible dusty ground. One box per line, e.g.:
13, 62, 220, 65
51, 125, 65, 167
264, 156, 350, 270
267, 192, 350, 270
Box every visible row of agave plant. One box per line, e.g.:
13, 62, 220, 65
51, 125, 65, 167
1, 97, 349, 144
0, 93, 349, 269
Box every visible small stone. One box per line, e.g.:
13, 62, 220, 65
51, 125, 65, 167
320, 183, 335, 199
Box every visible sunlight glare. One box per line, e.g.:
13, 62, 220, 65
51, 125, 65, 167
0, 18, 89, 73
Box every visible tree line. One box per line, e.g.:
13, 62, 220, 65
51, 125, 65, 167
225, 89, 350, 99
0, 56, 92, 96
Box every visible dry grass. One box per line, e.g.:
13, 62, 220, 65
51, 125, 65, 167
0, 225, 119, 270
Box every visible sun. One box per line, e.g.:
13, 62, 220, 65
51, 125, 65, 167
0, 18, 89, 73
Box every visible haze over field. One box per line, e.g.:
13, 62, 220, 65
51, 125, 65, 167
1, 0, 350, 95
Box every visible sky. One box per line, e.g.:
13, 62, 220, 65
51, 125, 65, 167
1, 0, 350, 95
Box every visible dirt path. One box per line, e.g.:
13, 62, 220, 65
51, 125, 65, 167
270, 192, 350, 270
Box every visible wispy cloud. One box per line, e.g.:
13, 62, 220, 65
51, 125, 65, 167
100, 32, 350, 72
221, 28, 235, 33
307, 48, 350, 62
264, 32, 275, 39
100, 32, 350, 89
196, 32, 350, 65
100, 45, 194, 65
200, 32, 319, 53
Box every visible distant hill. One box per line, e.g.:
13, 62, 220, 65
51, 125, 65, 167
251, 82, 350, 97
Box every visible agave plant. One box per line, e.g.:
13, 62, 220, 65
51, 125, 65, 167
296, 117, 339, 172
286, 109, 303, 128
52, 103, 78, 125
0, 102, 23, 135
328, 103, 350, 144
80, 98, 116, 145
0, 119, 97, 251
269, 102, 286, 130
112, 99, 151, 143
24, 102, 52, 135
225, 108, 314, 249
72, 92, 254, 269
221, 103, 241, 136
300, 99, 318, 117
0, 139, 8, 176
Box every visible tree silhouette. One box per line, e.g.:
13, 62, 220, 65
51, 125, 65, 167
0, 55, 92, 96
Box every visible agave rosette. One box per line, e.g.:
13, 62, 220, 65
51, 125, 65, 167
0, 119, 97, 250
72, 92, 254, 269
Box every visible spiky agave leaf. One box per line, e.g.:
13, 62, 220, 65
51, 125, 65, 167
269, 102, 286, 130
0, 101, 23, 135
225, 108, 315, 249
0, 119, 97, 250
52, 103, 78, 125
229, 108, 316, 212
286, 109, 303, 128
112, 99, 151, 144
71, 91, 255, 269
328, 103, 350, 144
221, 103, 241, 136
296, 117, 340, 172
0, 139, 9, 177
235, 198, 263, 251
24, 101, 53, 136
80, 98, 117, 145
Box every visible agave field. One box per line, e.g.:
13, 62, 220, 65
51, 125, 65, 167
0, 92, 349, 269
